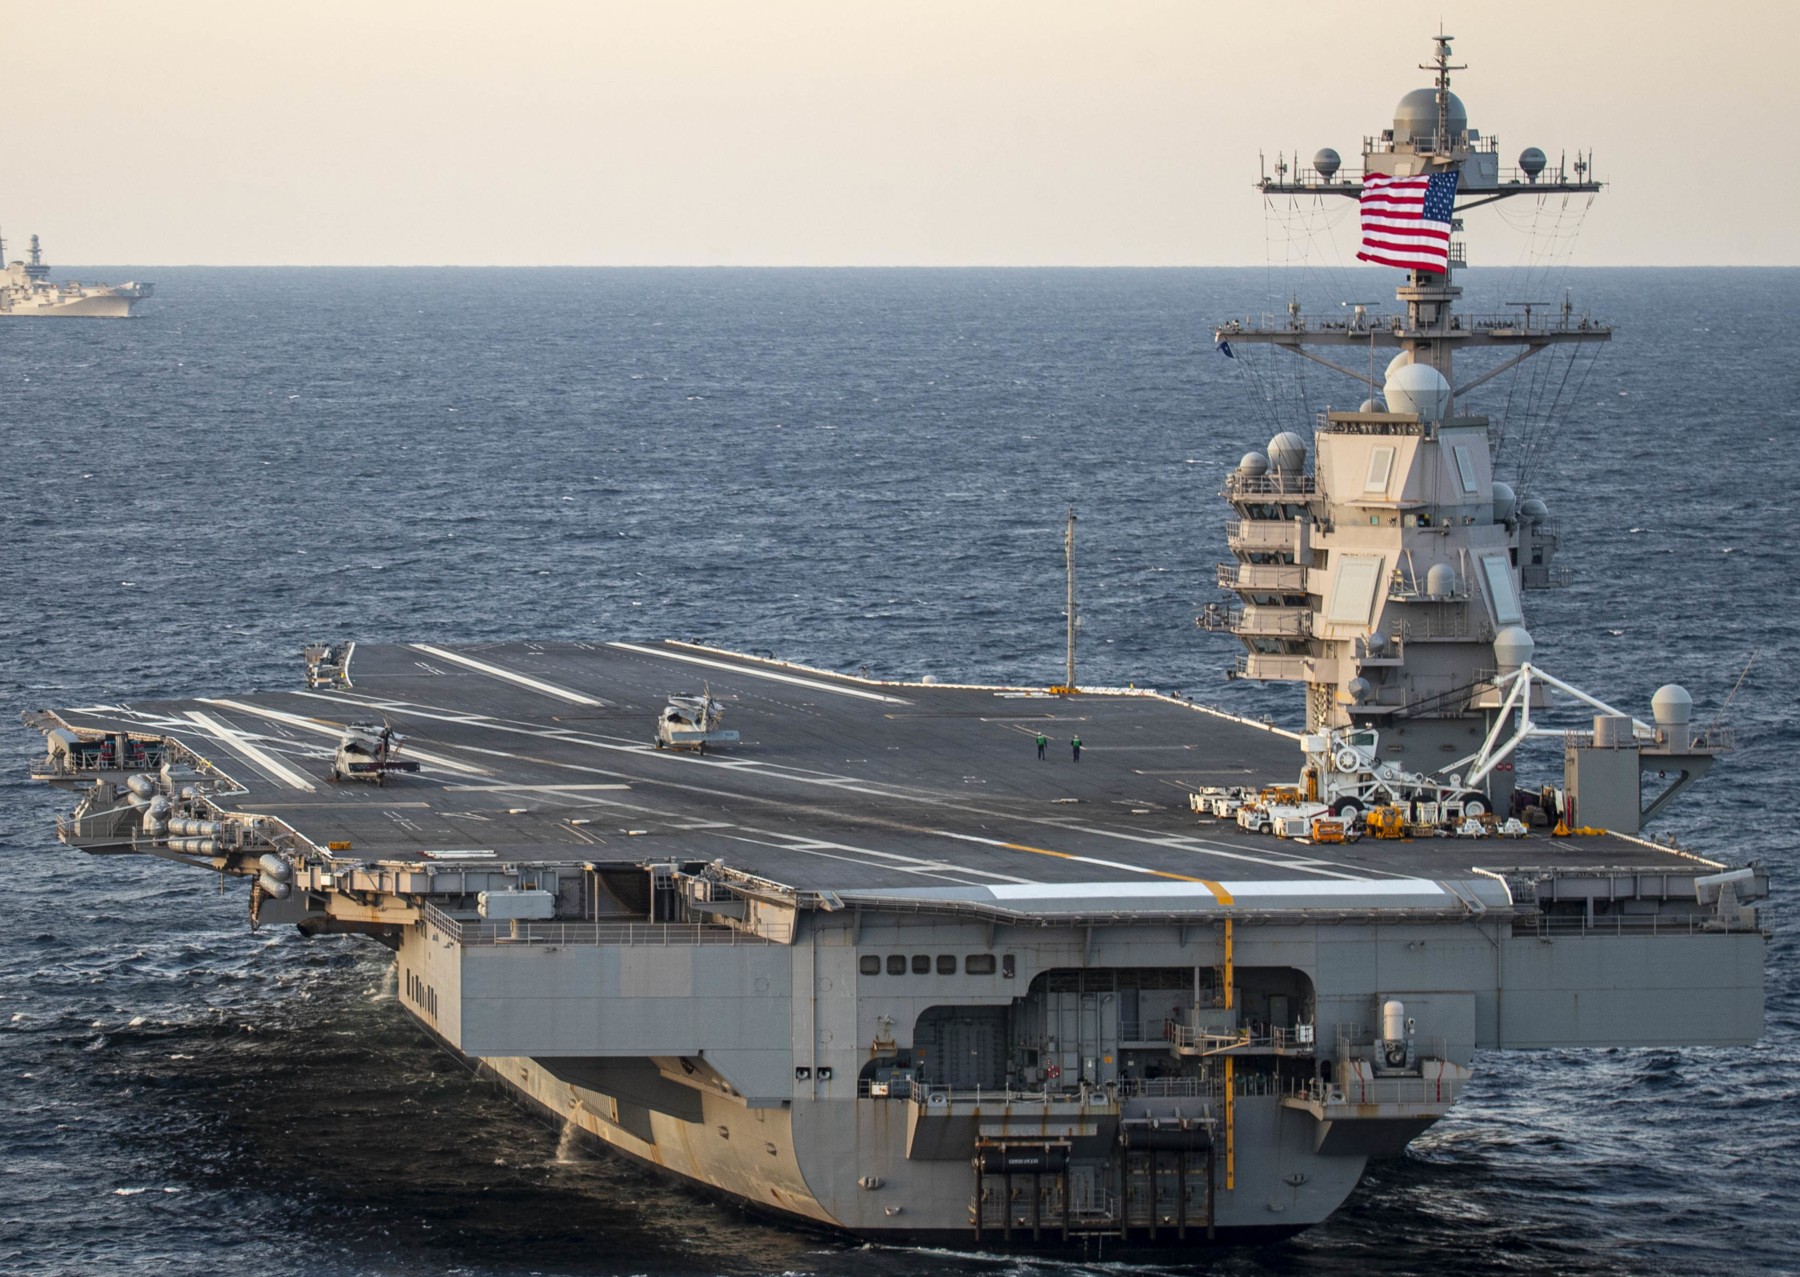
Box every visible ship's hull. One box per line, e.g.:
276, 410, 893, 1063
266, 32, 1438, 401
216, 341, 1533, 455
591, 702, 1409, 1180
466, 1041, 1327, 1248
0, 287, 146, 317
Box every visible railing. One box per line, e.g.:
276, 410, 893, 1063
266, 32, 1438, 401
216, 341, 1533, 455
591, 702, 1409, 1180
423, 903, 769, 947
1217, 562, 1307, 592
915, 1075, 1222, 1107
1129, 1076, 1216, 1100
1363, 132, 1500, 157
1223, 472, 1316, 499
1217, 309, 1610, 341
1068, 1190, 1119, 1222
914, 1082, 1112, 1109
1691, 724, 1737, 753
1225, 519, 1295, 549
1231, 652, 1312, 682
1520, 565, 1573, 588
1389, 612, 1493, 642
1289, 1072, 1464, 1107
1236, 606, 1312, 638
1512, 911, 1742, 938
1164, 1021, 1316, 1054
1388, 581, 1470, 602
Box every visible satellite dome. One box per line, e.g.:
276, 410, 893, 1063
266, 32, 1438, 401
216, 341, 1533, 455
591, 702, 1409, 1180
1425, 563, 1457, 597
1346, 676, 1372, 704
1651, 684, 1693, 726
1384, 350, 1414, 380
1519, 146, 1547, 178
1384, 362, 1452, 422
1359, 398, 1383, 413
1314, 147, 1341, 180
1491, 480, 1517, 524
1518, 496, 1550, 523
1237, 450, 1269, 476
1267, 431, 1308, 474
1393, 88, 1468, 144
1493, 625, 1535, 671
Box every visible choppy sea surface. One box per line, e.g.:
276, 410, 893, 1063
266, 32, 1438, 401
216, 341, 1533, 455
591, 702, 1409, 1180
1, 266, 1795, 1277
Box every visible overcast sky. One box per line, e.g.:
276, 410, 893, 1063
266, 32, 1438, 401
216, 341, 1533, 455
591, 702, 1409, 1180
10, 1, 1788, 267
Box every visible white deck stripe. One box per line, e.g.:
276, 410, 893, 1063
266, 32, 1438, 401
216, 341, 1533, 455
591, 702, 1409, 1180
200, 699, 492, 778
607, 642, 910, 704
409, 644, 605, 706
185, 711, 316, 792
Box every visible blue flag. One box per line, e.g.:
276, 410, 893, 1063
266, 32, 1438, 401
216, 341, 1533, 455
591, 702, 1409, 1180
1216, 339, 1235, 359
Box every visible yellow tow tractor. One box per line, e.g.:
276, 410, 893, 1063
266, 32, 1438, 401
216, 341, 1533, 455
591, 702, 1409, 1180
1365, 805, 1410, 840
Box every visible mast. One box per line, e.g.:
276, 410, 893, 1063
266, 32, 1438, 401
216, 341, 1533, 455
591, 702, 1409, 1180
1063, 506, 1077, 692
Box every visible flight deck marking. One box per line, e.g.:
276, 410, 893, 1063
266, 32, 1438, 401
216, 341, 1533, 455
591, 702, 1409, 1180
183, 711, 316, 791
1076, 827, 1383, 881
442, 783, 632, 794
607, 642, 912, 704
934, 831, 1209, 885
199, 699, 492, 778
408, 644, 606, 706
721, 831, 1036, 886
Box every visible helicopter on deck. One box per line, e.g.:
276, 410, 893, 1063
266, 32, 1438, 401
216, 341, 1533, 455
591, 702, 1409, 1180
328, 722, 420, 785
653, 685, 740, 754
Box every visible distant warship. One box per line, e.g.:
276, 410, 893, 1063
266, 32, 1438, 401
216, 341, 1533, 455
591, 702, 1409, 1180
0, 231, 150, 317
19, 35, 1765, 1248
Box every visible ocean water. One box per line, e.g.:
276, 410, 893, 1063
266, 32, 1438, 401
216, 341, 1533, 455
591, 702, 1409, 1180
0, 266, 1795, 1277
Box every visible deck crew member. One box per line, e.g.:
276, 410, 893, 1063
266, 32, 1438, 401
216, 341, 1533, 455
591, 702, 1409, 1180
1071, 735, 1082, 762
1036, 732, 1048, 760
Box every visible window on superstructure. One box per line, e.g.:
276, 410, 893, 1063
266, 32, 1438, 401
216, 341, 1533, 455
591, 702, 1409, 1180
860, 955, 881, 976
1365, 446, 1396, 493
965, 954, 996, 975
1453, 444, 1479, 494
937, 955, 957, 975
887, 955, 906, 975
912, 955, 931, 974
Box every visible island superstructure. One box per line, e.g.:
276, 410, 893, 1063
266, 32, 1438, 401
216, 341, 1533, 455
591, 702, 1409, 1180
0, 230, 151, 316
19, 37, 1766, 1248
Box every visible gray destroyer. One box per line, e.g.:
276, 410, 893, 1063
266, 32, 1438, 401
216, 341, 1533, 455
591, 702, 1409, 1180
21, 37, 1766, 1248
0, 231, 150, 316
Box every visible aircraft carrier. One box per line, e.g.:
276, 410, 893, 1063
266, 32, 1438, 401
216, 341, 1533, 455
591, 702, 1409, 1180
20, 35, 1768, 1248
0, 231, 151, 316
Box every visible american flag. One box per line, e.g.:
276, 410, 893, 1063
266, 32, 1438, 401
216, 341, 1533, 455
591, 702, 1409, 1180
1357, 170, 1460, 274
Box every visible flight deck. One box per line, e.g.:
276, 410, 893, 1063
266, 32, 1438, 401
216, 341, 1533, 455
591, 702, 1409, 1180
33, 640, 1715, 894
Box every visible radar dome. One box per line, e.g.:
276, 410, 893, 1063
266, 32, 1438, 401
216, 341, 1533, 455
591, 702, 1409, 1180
1519, 146, 1547, 178
1651, 684, 1693, 726
1425, 563, 1458, 597
1267, 431, 1307, 474
1237, 450, 1269, 476
1493, 625, 1535, 672
1393, 88, 1468, 144
1359, 398, 1383, 413
1346, 676, 1372, 704
1384, 362, 1452, 422
1518, 496, 1549, 523
1384, 350, 1414, 379
1491, 480, 1517, 524
1314, 147, 1341, 180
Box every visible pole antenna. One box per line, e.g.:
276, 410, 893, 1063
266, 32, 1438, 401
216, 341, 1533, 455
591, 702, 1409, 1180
1064, 507, 1078, 692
